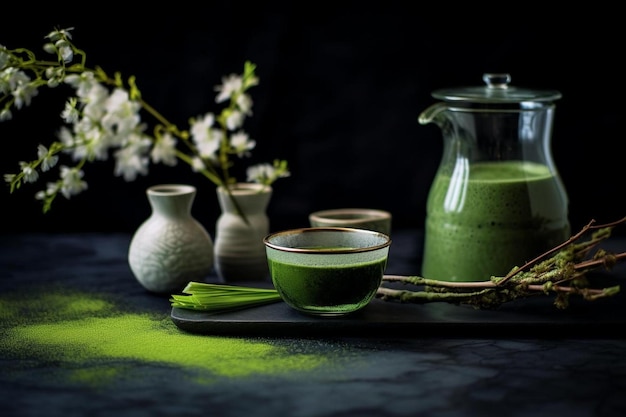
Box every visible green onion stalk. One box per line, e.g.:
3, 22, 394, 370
170, 282, 282, 313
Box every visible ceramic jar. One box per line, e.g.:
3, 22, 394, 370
214, 183, 272, 282
128, 184, 214, 294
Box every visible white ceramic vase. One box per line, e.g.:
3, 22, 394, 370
128, 184, 214, 294
214, 183, 272, 282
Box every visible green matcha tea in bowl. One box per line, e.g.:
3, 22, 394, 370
418, 73, 570, 282
263, 227, 392, 317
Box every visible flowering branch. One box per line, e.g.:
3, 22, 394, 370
1, 27, 290, 213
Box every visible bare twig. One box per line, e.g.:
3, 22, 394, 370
377, 217, 626, 310
497, 217, 626, 286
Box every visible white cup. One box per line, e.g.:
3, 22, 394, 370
308, 208, 392, 236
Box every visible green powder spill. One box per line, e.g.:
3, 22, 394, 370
0, 286, 331, 385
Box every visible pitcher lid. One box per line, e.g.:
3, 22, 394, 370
431, 73, 562, 103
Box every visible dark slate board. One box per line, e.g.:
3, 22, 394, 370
170, 289, 626, 338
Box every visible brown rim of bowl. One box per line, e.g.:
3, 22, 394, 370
309, 208, 391, 223
263, 227, 392, 254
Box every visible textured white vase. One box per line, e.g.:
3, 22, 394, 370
128, 184, 214, 294
214, 183, 272, 282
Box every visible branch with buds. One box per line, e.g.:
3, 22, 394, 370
377, 217, 626, 310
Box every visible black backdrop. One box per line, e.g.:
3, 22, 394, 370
1, 4, 624, 237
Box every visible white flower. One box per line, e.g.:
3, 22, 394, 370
191, 113, 221, 158
57, 126, 75, 147
59, 165, 87, 198
12, 81, 38, 109
65, 72, 100, 99
1, 67, 30, 92
190, 113, 215, 142
229, 131, 255, 157
45, 66, 65, 87
45, 27, 74, 43
19, 162, 38, 183
35, 182, 58, 201
214, 74, 242, 103
113, 133, 151, 181
236, 93, 253, 115
44, 28, 74, 63
80, 85, 108, 121
37, 145, 58, 172
247, 160, 290, 185
101, 88, 141, 136
151, 132, 178, 166
225, 109, 244, 130
61, 98, 80, 124
101, 89, 141, 141
69, 122, 108, 161
56, 41, 73, 63
191, 156, 206, 172
246, 163, 287, 184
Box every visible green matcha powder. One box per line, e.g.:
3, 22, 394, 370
0, 286, 347, 386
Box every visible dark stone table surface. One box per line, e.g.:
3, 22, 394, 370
1, 230, 626, 417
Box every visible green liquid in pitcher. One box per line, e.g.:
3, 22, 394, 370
422, 160, 570, 282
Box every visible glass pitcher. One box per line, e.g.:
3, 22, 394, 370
418, 74, 570, 282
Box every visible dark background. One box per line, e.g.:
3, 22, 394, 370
1, 4, 624, 237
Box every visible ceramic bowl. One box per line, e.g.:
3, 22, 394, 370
308, 208, 392, 236
263, 227, 392, 317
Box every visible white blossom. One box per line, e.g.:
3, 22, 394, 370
35, 182, 60, 200
45, 66, 64, 87
61, 98, 80, 124
229, 131, 255, 157
101, 88, 141, 136
191, 156, 206, 172
65, 72, 100, 98
69, 123, 108, 161
37, 145, 58, 172
113, 133, 151, 181
151, 132, 178, 166
214, 74, 242, 103
12, 81, 38, 109
190, 113, 215, 143
80, 82, 109, 121
191, 113, 221, 158
247, 163, 282, 184
20, 162, 38, 183
44, 28, 74, 63
59, 166, 87, 198
1, 67, 30, 92
247, 160, 290, 184
225, 109, 244, 130
236, 93, 253, 115
57, 126, 75, 147
45, 27, 74, 43
56, 41, 73, 63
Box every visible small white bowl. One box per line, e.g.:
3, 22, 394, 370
309, 208, 392, 236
